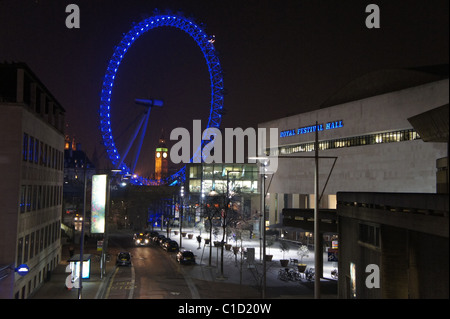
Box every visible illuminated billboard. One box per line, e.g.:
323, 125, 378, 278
91, 174, 107, 233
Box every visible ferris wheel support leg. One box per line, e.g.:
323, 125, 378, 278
131, 107, 151, 174
116, 114, 146, 170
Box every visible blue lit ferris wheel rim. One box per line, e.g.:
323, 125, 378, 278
99, 14, 224, 186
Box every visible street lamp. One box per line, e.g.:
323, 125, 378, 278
179, 184, 184, 248
249, 157, 270, 299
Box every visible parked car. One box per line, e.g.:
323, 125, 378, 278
159, 237, 170, 246
147, 231, 159, 238
153, 234, 165, 244
163, 240, 179, 252
116, 252, 132, 266
176, 250, 195, 264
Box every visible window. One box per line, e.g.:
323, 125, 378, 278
359, 223, 380, 247
37, 186, 42, 210
39, 141, 44, 165
30, 232, 35, 259
189, 179, 201, 193
24, 235, 30, 263
35, 229, 40, 255
34, 139, 40, 164
29, 137, 34, 162
20, 185, 26, 213
278, 128, 420, 155
23, 133, 28, 161
17, 237, 23, 265
26, 185, 32, 211
32, 186, 37, 210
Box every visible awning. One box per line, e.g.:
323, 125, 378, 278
68, 254, 92, 262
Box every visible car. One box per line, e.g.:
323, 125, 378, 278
163, 240, 179, 252
134, 233, 150, 246
159, 237, 170, 246
176, 250, 196, 264
116, 252, 132, 266
147, 231, 159, 238
153, 234, 165, 244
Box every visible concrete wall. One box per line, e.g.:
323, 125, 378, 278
337, 192, 449, 299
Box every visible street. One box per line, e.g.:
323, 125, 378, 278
103, 231, 261, 299
30, 228, 337, 300
106, 233, 194, 299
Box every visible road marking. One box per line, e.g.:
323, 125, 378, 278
128, 265, 135, 299
104, 266, 119, 299
183, 274, 200, 299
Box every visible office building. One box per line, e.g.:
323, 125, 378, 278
0, 62, 65, 299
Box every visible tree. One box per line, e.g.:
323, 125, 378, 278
297, 245, 309, 264
202, 192, 224, 266
279, 240, 290, 260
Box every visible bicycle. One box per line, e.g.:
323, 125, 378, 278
278, 268, 289, 281
305, 267, 315, 281
331, 268, 338, 279
278, 268, 304, 282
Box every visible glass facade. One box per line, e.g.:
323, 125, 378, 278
187, 163, 259, 195
275, 128, 420, 155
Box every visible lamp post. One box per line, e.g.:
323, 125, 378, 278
249, 157, 269, 299
260, 161, 267, 299
77, 156, 88, 299
179, 184, 184, 248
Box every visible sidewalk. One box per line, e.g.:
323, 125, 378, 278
30, 238, 115, 299
157, 227, 338, 299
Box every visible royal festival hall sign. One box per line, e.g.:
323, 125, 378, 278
280, 120, 344, 138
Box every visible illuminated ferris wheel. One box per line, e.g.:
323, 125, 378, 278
99, 13, 224, 185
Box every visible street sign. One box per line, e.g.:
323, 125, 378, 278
328, 248, 338, 262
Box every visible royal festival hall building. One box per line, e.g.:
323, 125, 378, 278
258, 66, 448, 298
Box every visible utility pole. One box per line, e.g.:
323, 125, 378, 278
179, 185, 184, 248
261, 162, 267, 299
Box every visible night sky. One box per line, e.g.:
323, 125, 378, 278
1, 0, 448, 177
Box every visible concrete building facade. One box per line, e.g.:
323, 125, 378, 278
258, 69, 448, 228
257, 66, 448, 298
0, 63, 65, 299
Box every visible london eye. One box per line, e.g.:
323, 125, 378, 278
99, 13, 224, 186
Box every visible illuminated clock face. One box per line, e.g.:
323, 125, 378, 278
163, 152, 167, 158
156, 152, 161, 158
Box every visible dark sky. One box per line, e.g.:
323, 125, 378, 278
1, 0, 448, 176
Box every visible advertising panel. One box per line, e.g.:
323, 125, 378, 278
91, 174, 107, 233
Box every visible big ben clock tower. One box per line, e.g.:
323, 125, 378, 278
155, 130, 168, 181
